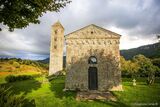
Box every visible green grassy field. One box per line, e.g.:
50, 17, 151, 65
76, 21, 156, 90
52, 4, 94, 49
0, 74, 160, 107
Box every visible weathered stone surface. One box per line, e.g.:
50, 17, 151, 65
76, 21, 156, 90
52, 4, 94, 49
49, 22, 122, 91
76, 91, 117, 101
65, 24, 122, 91
49, 21, 64, 75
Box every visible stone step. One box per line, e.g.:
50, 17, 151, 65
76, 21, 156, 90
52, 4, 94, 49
76, 91, 117, 101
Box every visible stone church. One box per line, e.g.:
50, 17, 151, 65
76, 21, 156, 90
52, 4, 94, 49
49, 21, 122, 91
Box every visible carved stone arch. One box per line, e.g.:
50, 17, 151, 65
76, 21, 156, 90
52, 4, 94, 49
101, 39, 105, 45
83, 40, 87, 45
116, 40, 120, 44
91, 40, 94, 45
70, 40, 73, 45
97, 40, 101, 45
75, 40, 79, 45
86, 30, 89, 34
88, 56, 97, 64
113, 40, 117, 44
72, 40, 76, 45
82, 32, 85, 35
98, 31, 101, 34
82, 40, 85, 44
108, 40, 111, 44
85, 40, 89, 44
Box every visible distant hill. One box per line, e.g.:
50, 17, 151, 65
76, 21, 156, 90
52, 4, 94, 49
40, 43, 160, 63
0, 58, 48, 73
120, 42, 160, 60
38, 58, 50, 64
40, 56, 66, 67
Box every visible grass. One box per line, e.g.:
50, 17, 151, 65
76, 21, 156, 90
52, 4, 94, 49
115, 78, 160, 106
0, 71, 41, 84
0, 75, 160, 107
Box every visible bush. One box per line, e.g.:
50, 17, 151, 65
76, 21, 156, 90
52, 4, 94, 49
0, 86, 35, 107
0, 86, 25, 107
5, 75, 33, 82
8, 60, 14, 64
13, 62, 20, 68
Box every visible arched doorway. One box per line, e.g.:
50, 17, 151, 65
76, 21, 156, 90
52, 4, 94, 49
88, 56, 98, 90
88, 67, 98, 90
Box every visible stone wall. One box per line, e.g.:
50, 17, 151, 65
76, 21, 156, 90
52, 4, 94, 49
65, 25, 122, 91
49, 22, 64, 75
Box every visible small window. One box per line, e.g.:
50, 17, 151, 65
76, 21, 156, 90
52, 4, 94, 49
54, 45, 57, 49
88, 56, 97, 64
55, 30, 57, 34
91, 31, 93, 34
54, 38, 57, 41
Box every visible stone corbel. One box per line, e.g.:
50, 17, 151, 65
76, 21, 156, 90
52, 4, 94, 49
116, 40, 120, 44
85, 40, 89, 44
92, 40, 95, 45
108, 40, 111, 44
82, 40, 86, 44
103, 40, 106, 45
97, 40, 101, 45
98, 31, 101, 35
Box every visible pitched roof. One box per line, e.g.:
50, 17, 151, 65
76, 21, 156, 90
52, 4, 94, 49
65, 24, 121, 37
52, 21, 64, 29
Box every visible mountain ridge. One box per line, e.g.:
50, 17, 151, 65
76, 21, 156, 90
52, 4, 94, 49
40, 42, 160, 63
120, 42, 160, 59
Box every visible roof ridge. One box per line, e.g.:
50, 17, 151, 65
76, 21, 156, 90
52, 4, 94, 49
91, 24, 121, 36
65, 24, 93, 36
65, 24, 121, 37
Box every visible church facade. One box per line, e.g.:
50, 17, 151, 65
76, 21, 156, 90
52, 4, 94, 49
49, 21, 123, 91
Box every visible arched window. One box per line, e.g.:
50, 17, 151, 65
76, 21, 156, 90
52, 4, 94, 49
54, 38, 57, 41
88, 56, 97, 64
54, 45, 57, 49
55, 30, 57, 34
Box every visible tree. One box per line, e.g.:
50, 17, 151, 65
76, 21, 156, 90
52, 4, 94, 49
127, 60, 139, 78
133, 54, 157, 85
0, 0, 71, 31
120, 56, 139, 78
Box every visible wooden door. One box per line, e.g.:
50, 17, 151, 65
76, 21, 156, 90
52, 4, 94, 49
88, 67, 98, 90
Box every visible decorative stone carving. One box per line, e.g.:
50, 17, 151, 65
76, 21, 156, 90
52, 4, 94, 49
50, 23, 122, 91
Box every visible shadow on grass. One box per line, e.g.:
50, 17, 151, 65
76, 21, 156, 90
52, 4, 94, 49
49, 75, 76, 99
49, 76, 160, 107
0, 77, 41, 95
0, 76, 41, 107
49, 75, 130, 107
0, 85, 36, 107
23, 99, 36, 107
95, 100, 129, 107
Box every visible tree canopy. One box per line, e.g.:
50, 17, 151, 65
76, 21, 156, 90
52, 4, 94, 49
121, 54, 160, 85
0, 0, 71, 31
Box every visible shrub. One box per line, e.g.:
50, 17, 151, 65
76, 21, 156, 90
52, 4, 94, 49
13, 62, 20, 68
0, 86, 25, 107
5, 75, 33, 82
0, 86, 35, 107
8, 60, 14, 64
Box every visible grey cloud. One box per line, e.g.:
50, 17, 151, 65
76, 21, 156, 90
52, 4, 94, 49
0, 0, 160, 59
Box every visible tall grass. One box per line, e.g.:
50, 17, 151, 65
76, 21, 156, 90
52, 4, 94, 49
0, 86, 26, 107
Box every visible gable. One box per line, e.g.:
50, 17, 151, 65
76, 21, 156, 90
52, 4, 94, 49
65, 24, 121, 39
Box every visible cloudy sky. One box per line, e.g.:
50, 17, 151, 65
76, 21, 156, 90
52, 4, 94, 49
0, 0, 160, 60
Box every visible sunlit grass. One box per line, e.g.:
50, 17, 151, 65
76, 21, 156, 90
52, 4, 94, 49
0, 75, 160, 107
